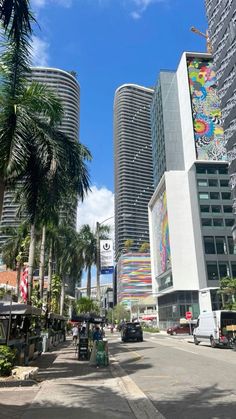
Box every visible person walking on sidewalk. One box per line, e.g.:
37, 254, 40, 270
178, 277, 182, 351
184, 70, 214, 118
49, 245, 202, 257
72, 324, 79, 345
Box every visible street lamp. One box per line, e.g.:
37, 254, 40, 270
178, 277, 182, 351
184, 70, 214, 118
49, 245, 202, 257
96, 216, 114, 302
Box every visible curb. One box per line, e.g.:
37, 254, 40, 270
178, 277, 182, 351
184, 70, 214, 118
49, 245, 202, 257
0, 379, 38, 388
109, 355, 165, 419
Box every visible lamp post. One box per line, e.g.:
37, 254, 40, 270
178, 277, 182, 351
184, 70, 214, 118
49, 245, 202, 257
96, 216, 114, 302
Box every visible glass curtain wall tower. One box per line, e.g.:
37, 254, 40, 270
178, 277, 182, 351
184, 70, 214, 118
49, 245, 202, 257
205, 0, 236, 238
114, 84, 154, 260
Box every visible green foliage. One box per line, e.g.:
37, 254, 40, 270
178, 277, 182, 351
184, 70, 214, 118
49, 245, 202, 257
0, 346, 17, 376
219, 276, 236, 310
124, 239, 134, 252
76, 297, 99, 314
51, 274, 62, 314
113, 304, 130, 323
31, 282, 43, 308
139, 242, 150, 253
142, 326, 160, 333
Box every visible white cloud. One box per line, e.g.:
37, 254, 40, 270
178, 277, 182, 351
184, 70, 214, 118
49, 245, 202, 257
32, 35, 50, 66
131, 0, 167, 18
77, 185, 114, 233
31, 0, 72, 9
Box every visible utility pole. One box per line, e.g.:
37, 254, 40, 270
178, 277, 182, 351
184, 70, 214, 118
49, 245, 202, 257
96, 221, 101, 302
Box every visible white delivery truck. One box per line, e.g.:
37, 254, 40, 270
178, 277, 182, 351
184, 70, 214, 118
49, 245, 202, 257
193, 310, 236, 348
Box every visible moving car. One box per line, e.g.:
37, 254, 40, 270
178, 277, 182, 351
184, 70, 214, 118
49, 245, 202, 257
167, 324, 192, 335
193, 310, 236, 348
121, 322, 143, 342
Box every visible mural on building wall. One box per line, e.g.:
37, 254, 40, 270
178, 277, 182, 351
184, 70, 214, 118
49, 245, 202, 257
187, 57, 226, 161
117, 253, 152, 306
153, 190, 171, 276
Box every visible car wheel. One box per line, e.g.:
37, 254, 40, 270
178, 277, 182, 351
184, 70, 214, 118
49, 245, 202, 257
210, 337, 216, 348
194, 336, 199, 345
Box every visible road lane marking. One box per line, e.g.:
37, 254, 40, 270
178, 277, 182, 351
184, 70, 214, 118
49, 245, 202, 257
144, 337, 199, 355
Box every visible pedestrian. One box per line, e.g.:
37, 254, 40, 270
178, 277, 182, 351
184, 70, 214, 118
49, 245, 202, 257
93, 326, 102, 341
72, 324, 79, 345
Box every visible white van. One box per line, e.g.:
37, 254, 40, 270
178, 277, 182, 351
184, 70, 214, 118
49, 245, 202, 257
193, 310, 236, 348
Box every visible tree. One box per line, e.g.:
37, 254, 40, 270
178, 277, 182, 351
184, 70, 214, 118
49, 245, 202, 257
139, 242, 150, 253
113, 303, 130, 323
77, 224, 110, 299
76, 297, 99, 315
218, 277, 236, 310
0, 2, 92, 303
124, 239, 134, 253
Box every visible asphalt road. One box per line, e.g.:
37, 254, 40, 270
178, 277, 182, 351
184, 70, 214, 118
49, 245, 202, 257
108, 331, 236, 419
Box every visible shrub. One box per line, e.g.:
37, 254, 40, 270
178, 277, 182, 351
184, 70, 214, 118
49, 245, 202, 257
142, 326, 160, 333
0, 346, 17, 376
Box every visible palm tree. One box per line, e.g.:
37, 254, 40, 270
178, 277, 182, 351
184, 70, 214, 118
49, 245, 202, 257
0, 2, 92, 303
77, 224, 110, 299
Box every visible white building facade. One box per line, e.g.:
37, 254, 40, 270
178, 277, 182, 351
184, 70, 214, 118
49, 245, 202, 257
149, 53, 235, 328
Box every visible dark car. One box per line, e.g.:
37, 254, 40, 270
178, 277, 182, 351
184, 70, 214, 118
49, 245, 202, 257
167, 324, 193, 335
121, 322, 143, 342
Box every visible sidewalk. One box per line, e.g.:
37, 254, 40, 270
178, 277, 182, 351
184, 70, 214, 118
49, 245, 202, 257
0, 337, 161, 419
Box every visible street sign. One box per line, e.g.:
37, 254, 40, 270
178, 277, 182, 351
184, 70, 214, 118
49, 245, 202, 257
100, 240, 114, 274
185, 311, 192, 320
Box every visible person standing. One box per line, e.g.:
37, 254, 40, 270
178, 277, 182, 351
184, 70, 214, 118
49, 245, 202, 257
72, 324, 79, 345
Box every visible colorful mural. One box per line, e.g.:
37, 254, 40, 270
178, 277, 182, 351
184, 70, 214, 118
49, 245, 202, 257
153, 190, 171, 276
187, 57, 226, 161
117, 253, 152, 306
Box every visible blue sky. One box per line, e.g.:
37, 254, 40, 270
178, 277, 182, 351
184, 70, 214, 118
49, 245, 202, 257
31, 0, 207, 285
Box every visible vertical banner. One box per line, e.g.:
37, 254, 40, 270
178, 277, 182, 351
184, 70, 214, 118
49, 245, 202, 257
100, 240, 114, 274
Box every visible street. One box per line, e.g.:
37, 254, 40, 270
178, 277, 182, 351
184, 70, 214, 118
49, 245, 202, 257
0, 332, 236, 419
109, 330, 236, 419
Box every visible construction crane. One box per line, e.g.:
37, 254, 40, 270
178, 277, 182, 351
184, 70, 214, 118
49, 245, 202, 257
190, 26, 213, 54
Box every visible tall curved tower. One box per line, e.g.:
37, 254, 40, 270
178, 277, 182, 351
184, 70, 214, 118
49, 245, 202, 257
0, 67, 80, 241
114, 84, 154, 260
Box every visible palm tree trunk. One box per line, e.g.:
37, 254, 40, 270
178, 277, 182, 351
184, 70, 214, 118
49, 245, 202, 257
27, 223, 36, 304
16, 261, 21, 301
47, 240, 53, 313
60, 277, 65, 316
39, 225, 46, 300
87, 265, 91, 298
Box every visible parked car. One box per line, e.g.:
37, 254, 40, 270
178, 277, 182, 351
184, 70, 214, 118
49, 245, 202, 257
193, 310, 236, 348
121, 322, 143, 342
167, 324, 193, 335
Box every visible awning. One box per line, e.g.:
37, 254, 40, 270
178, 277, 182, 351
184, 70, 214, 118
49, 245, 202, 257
142, 315, 156, 321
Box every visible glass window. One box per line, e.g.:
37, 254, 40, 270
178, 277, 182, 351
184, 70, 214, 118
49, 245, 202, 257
210, 192, 220, 199
197, 179, 208, 187
213, 219, 224, 227
220, 179, 229, 187
196, 166, 206, 174
224, 206, 232, 213
204, 236, 215, 254
219, 263, 229, 278
207, 263, 219, 280
199, 192, 209, 200
200, 205, 210, 213
228, 237, 236, 254
209, 179, 218, 187
201, 218, 212, 226
215, 237, 227, 254
218, 166, 228, 174
207, 167, 217, 174
222, 192, 231, 200
231, 263, 236, 277
211, 205, 221, 213
225, 219, 234, 227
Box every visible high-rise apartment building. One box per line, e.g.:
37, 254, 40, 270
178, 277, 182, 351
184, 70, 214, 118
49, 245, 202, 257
149, 53, 236, 328
114, 84, 154, 260
0, 67, 80, 240
205, 1, 236, 238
